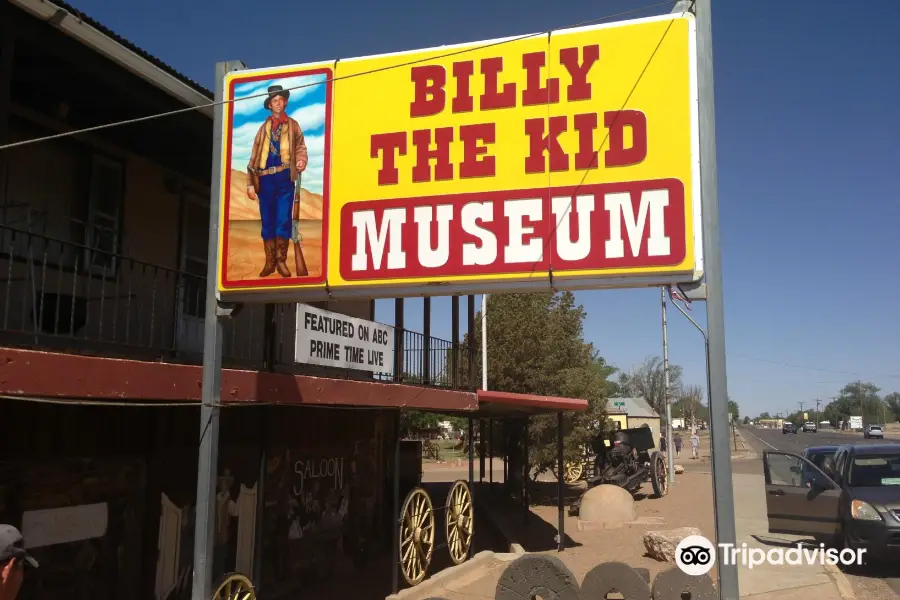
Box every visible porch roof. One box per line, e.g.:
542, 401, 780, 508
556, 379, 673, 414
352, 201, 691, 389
0, 348, 478, 412
476, 389, 588, 416
432, 389, 589, 419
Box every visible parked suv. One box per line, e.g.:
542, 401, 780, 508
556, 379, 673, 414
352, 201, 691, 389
864, 425, 884, 439
763, 444, 900, 561
783, 422, 796, 434
803, 422, 817, 433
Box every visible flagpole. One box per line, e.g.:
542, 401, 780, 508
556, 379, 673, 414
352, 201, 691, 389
661, 287, 675, 484
481, 294, 488, 391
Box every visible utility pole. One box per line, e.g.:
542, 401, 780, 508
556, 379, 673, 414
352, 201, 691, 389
815, 399, 821, 427
661, 288, 675, 484
798, 401, 804, 419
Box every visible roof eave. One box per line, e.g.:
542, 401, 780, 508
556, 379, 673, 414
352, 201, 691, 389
11, 0, 214, 118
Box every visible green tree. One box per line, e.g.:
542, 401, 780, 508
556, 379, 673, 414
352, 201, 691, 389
618, 356, 684, 418
743, 416, 751, 425
886, 392, 900, 422
450, 292, 614, 476
757, 412, 772, 420
671, 385, 703, 428
727, 399, 740, 421
400, 410, 440, 431
824, 381, 883, 425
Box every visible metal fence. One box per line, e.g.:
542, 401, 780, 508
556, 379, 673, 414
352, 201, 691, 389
0, 224, 467, 388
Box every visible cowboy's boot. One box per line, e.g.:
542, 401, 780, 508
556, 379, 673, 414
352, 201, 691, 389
259, 239, 277, 277
275, 237, 292, 277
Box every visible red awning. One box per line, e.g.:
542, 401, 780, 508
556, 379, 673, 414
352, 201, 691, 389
473, 389, 588, 417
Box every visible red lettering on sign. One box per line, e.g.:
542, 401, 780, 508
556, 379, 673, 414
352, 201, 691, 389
480, 57, 517, 110
524, 116, 569, 173
411, 127, 454, 183
452, 61, 475, 113
340, 179, 686, 280
559, 45, 599, 101
370, 132, 407, 185
572, 113, 599, 170
521, 52, 560, 106
605, 110, 648, 167
410, 65, 446, 117
459, 123, 496, 178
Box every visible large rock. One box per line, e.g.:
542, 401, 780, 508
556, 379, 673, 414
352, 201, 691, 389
674, 464, 685, 474
643, 527, 702, 562
578, 484, 636, 526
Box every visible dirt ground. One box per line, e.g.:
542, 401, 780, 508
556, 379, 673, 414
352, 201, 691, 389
224, 219, 323, 281
536, 472, 717, 578
429, 472, 719, 599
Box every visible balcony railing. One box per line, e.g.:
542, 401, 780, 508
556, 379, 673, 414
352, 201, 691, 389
0, 224, 469, 389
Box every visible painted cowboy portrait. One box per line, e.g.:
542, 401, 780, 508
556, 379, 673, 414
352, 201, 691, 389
246, 84, 309, 278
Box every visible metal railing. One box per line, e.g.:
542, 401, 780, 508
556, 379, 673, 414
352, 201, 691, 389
0, 224, 266, 364
368, 328, 466, 389
0, 224, 469, 389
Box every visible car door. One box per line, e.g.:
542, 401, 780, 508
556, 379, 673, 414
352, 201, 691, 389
763, 451, 841, 536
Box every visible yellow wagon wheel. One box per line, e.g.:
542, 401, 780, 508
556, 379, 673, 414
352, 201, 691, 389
211, 573, 256, 600
553, 461, 584, 484
565, 461, 584, 483
445, 480, 474, 565
399, 487, 435, 586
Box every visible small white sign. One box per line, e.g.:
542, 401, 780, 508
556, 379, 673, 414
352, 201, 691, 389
295, 304, 394, 373
22, 503, 108, 548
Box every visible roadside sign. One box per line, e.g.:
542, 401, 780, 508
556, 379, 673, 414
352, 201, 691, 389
216, 13, 701, 302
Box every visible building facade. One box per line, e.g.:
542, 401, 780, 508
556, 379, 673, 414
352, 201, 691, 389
0, 2, 481, 598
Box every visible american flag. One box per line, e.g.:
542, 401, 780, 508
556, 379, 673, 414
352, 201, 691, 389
668, 285, 692, 310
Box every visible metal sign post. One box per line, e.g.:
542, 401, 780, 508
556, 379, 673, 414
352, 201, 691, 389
661, 288, 675, 484
191, 59, 246, 600
692, 0, 740, 598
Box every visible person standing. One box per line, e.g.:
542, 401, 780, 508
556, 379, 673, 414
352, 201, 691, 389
246, 84, 309, 278
0, 525, 39, 600
690, 431, 700, 459
673, 433, 683, 458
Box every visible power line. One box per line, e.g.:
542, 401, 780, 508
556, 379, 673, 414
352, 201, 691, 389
0, 0, 678, 152
729, 353, 900, 380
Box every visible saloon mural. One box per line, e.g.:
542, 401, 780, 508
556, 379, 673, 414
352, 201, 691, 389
221, 69, 331, 287
259, 440, 379, 595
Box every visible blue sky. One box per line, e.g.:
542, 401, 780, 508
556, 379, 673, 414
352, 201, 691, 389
231, 74, 328, 194
73, 0, 900, 416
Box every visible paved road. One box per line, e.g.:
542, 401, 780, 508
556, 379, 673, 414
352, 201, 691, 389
740, 426, 900, 599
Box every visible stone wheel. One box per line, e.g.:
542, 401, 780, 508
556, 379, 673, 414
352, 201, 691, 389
445, 480, 474, 565
399, 487, 435, 586
650, 451, 668, 497
211, 573, 256, 600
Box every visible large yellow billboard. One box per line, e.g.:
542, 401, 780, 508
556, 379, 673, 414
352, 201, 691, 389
217, 13, 701, 302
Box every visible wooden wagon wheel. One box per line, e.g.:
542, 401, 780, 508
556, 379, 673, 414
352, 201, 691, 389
399, 487, 435, 586
650, 451, 669, 498
211, 573, 256, 600
553, 461, 584, 484
445, 480, 474, 565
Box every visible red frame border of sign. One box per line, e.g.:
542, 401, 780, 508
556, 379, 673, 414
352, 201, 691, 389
220, 66, 334, 289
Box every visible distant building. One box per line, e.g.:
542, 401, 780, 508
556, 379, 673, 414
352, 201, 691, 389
608, 397, 662, 436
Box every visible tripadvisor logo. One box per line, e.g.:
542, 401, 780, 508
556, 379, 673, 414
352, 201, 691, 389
675, 535, 866, 576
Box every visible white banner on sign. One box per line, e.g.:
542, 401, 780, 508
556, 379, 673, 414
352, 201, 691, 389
295, 304, 395, 373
